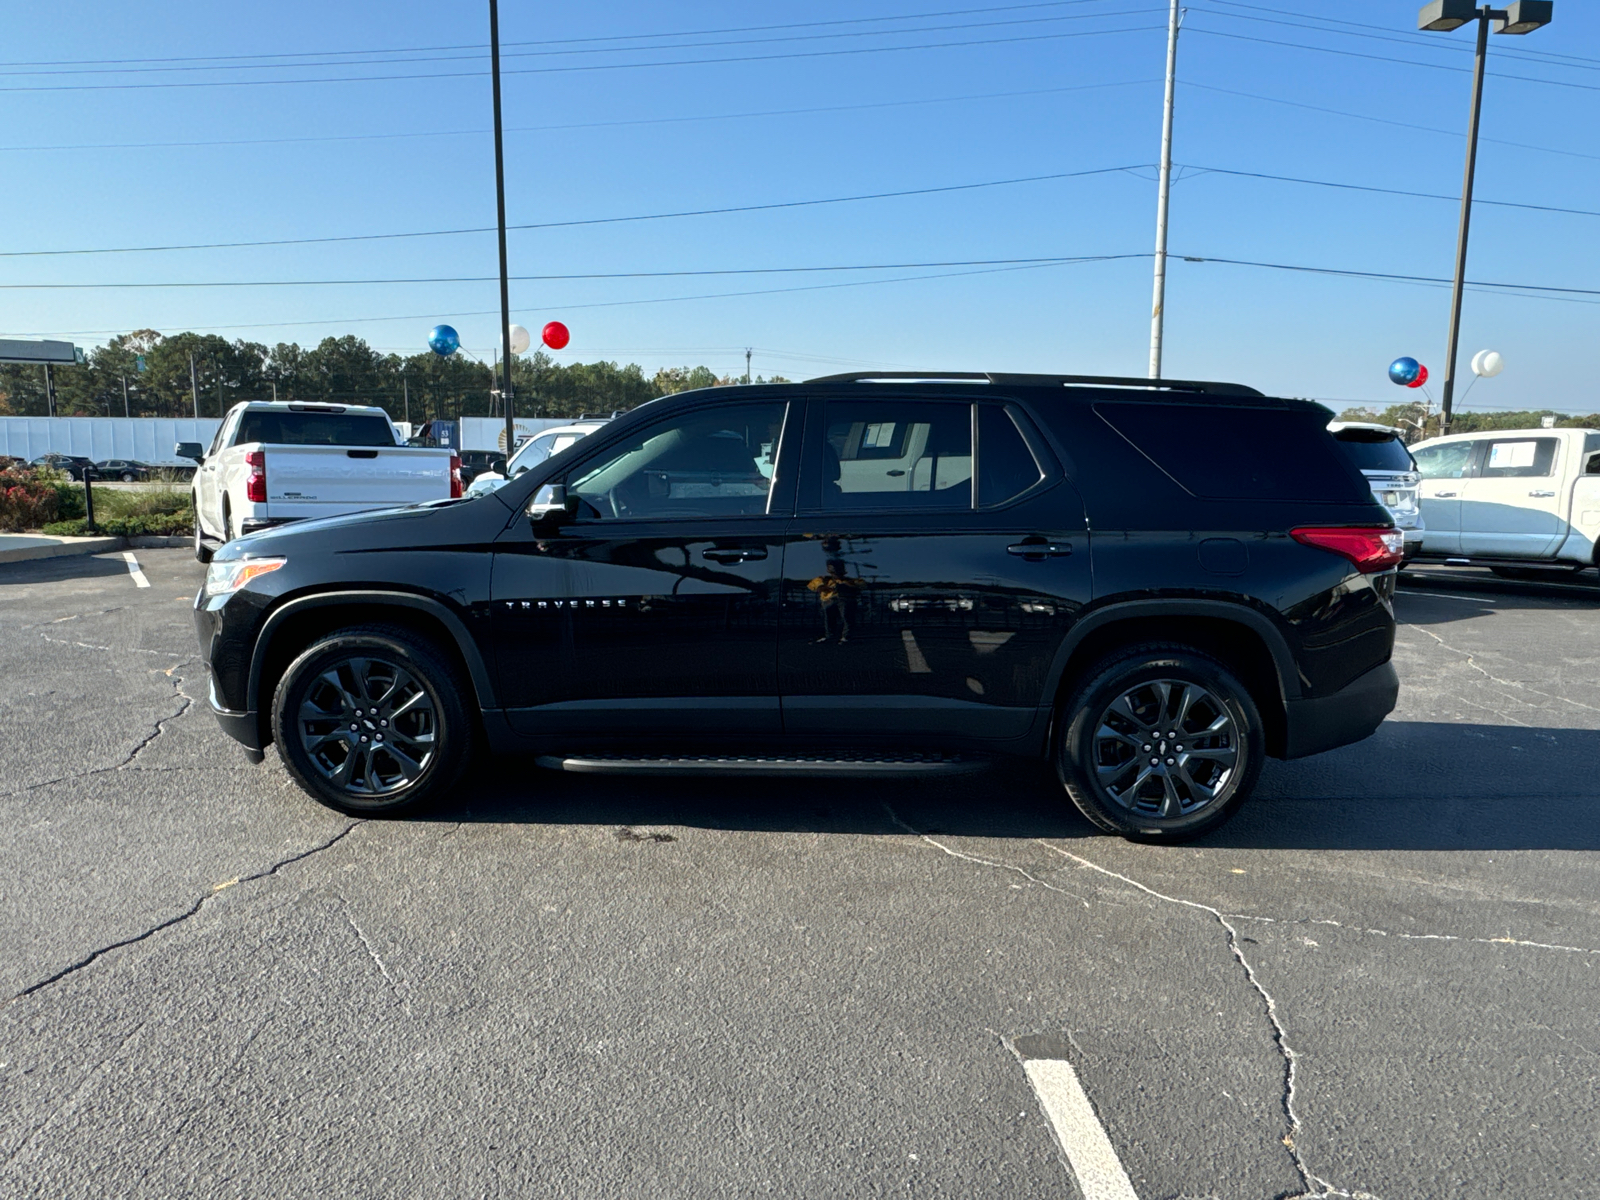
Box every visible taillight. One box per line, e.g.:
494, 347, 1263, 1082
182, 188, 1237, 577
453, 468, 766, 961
245, 450, 267, 503
1291, 526, 1404, 573
449, 454, 463, 499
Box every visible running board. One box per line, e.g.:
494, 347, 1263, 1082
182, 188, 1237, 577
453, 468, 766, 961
535, 752, 985, 777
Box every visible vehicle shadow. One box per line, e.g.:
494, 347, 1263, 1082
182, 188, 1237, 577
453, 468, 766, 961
0, 552, 133, 587
419, 720, 1600, 852
1397, 567, 1600, 626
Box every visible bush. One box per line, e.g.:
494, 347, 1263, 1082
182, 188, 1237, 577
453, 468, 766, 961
41, 511, 194, 538
0, 465, 62, 531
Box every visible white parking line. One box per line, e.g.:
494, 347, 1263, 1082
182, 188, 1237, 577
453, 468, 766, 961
1397, 589, 1496, 604
122, 551, 150, 588
1019, 1055, 1140, 1200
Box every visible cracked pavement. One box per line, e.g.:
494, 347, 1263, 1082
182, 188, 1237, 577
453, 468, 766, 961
2, 551, 1597, 1198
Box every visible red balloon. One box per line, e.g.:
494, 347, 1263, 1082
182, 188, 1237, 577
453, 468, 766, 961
1407, 364, 1429, 389
541, 321, 570, 350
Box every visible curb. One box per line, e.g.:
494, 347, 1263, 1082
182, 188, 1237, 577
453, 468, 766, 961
0, 536, 124, 565
0, 533, 191, 565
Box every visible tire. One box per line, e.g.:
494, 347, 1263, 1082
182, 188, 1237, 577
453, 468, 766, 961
193, 498, 213, 564
1056, 644, 1264, 842
222, 501, 235, 543
271, 625, 472, 816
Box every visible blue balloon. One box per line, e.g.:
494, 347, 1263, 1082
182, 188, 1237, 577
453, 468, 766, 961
427, 324, 460, 357
1388, 356, 1421, 386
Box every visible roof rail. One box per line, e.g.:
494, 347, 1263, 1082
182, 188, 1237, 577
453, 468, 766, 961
804, 370, 1264, 398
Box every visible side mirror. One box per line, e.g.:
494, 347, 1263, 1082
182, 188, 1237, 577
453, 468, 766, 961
175, 441, 205, 463
528, 483, 576, 525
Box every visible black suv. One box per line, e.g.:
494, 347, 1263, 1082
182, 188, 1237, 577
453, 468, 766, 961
195, 373, 1401, 841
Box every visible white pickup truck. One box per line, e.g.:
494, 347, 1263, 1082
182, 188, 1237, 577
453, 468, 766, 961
179, 401, 461, 563
1410, 426, 1600, 576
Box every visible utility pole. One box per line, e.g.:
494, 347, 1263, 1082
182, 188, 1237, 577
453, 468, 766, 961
1148, 0, 1181, 379
121, 374, 130, 418
402, 375, 409, 425
43, 364, 56, 417
745, 348, 752, 385
216, 364, 225, 417
1439, 11, 1490, 436
489, 0, 517, 465
188, 352, 200, 419
272, 379, 278, 402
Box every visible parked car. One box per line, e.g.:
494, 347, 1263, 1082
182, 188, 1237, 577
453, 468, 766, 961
179, 401, 461, 564
1328, 422, 1423, 559
194, 372, 1401, 842
29, 453, 94, 481
92, 458, 153, 482
457, 450, 507, 486
464, 419, 609, 498
1411, 426, 1600, 577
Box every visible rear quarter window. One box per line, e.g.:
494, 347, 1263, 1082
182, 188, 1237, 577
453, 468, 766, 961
1096, 402, 1365, 501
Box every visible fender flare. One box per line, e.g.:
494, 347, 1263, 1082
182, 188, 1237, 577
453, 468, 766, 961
1041, 597, 1302, 706
247, 589, 497, 714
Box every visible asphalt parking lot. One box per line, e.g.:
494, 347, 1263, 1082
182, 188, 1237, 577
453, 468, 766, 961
2, 548, 1596, 1200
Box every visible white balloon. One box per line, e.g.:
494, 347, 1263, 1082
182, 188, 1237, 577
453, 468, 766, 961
1472, 349, 1504, 378
506, 324, 531, 355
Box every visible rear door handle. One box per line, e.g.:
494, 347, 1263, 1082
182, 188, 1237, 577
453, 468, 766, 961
1007, 540, 1073, 559
703, 546, 767, 563
1528, 490, 1555, 498
1430, 491, 1458, 498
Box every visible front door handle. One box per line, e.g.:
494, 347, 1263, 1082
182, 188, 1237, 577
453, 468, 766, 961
1007, 539, 1073, 559
703, 546, 767, 563
1430, 491, 1458, 498
1528, 490, 1556, 498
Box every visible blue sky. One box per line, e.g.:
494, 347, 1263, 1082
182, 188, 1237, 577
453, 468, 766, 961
3, 1, 1597, 411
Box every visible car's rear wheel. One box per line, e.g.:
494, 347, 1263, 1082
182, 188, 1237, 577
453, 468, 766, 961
1057, 645, 1263, 841
121, 472, 136, 482
272, 625, 472, 816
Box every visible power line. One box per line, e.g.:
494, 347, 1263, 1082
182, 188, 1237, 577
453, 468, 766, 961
0, 0, 1129, 69
0, 23, 1169, 93
1177, 164, 1600, 219
0, 78, 1159, 153
0, 6, 1164, 78
0, 166, 1149, 258
1185, 80, 1600, 164
1177, 255, 1600, 298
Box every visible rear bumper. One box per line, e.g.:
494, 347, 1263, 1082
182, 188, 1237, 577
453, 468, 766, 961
1280, 660, 1398, 759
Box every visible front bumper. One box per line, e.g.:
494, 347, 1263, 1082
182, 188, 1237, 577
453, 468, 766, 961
1281, 660, 1399, 759
208, 673, 265, 761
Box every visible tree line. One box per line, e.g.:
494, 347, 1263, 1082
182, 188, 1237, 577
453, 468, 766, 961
0, 329, 788, 422
1336, 400, 1600, 440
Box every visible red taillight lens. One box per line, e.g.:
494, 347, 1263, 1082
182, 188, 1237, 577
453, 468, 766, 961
449, 454, 463, 499
1291, 526, 1404, 573
245, 449, 267, 503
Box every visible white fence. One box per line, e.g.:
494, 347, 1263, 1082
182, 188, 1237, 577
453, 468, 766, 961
0, 417, 222, 466
0, 414, 576, 463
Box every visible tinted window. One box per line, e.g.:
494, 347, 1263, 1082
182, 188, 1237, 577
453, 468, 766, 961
235, 411, 396, 447
1332, 430, 1415, 473
1480, 437, 1558, 479
569, 402, 785, 520
1096, 403, 1363, 501
823, 401, 972, 510
978, 404, 1045, 507
1413, 441, 1474, 479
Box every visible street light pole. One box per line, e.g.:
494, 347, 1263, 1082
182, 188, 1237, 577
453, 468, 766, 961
489, 0, 517, 464
1148, 0, 1181, 379
1439, 10, 1491, 436
1419, 1, 1554, 434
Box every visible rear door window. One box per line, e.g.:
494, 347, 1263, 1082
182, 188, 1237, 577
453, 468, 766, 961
1096, 402, 1363, 501
1332, 431, 1415, 473
1479, 437, 1558, 479
977, 404, 1047, 507
822, 401, 972, 510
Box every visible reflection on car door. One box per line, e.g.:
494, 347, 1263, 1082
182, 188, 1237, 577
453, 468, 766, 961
779, 395, 1089, 741
490, 400, 793, 738
1458, 436, 1565, 558
1413, 440, 1474, 555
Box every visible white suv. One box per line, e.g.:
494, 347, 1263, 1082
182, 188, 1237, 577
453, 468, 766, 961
464, 419, 609, 498
1329, 422, 1424, 558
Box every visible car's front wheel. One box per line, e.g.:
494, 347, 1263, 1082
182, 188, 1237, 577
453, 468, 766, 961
193, 500, 213, 564
271, 625, 472, 816
1056, 645, 1263, 841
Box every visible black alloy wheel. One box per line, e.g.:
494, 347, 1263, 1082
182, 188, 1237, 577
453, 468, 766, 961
1057, 645, 1263, 841
272, 626, 472, 815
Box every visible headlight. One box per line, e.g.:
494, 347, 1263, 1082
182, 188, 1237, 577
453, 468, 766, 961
205, 557, 286, 596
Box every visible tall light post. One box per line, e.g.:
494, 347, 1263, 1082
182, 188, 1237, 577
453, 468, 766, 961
488, 0, 517, 465
1148, 0, 1181, 379
1417, 1, 1553, 433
